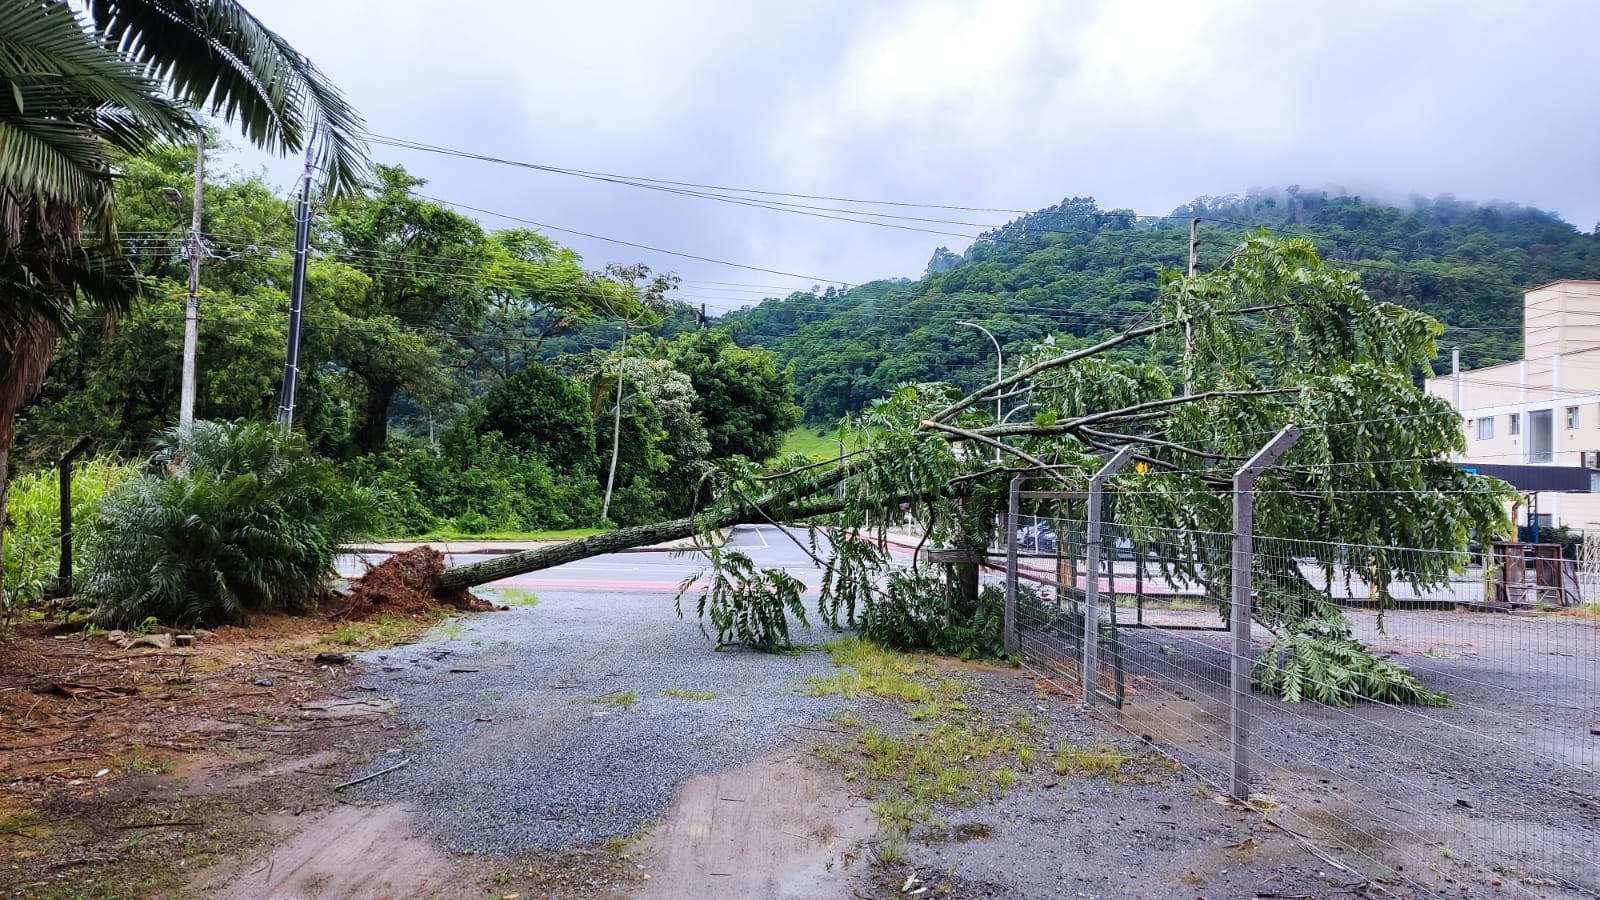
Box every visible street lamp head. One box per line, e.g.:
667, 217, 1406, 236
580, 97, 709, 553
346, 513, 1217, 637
161, 187, 185, 214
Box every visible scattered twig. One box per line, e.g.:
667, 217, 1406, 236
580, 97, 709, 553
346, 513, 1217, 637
48, 855, 117, 871
333, 758, 410, 791
0, 817, 65, 836
785, 723, 847, 734
115, 820, 202, 830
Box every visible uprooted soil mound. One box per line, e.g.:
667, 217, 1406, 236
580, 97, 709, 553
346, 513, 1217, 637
339, 548, 494, 620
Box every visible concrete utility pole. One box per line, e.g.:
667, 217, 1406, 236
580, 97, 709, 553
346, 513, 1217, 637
1189, 217, 1200, 277
957, 320, 1003, 462
1185, 217, 1199, 397
276, 137, 318, 428
1452, 347, 1461, 410
178, 142, 204, 428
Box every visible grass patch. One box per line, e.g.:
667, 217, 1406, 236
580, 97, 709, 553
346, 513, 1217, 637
1052, 743, 1131, 778
1562, 602, 1600, 621
121, 742, 175, 775
803, 637, 940, 703
325, 610, 448, 649
593, 690, 638, 710
806, 637, 1171, 857
0, 807, 49, 836
426, 618, 465, 641
497, 588, 541, 607
778, 428, 863, 462
659, 688, 715, 701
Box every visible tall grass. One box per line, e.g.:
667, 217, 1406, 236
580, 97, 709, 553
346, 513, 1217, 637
2, 457, 136, 615
79, 421, 380, 627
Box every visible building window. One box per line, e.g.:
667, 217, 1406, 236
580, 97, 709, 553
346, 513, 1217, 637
1569, 406, 1582, 430
1509, 413, 1520, 436
1477, 417, 1494, 440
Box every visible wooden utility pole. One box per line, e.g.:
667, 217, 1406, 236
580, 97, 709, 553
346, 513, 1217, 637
178, 142, 204, 428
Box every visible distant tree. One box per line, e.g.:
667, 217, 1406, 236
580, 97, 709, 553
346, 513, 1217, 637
325, 166, 489, 454
925, 247, 963, 276
459, 229, 633, 383
574, 353, 712, 520
478, 362, 595, 474
664, 330, 800, 462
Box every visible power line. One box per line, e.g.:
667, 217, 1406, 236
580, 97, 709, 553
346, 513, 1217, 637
359, 130, 1181, 218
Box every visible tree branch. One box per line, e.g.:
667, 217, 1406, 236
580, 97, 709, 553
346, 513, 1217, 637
983, 388, 1300, 438
929, 303, 1295, 425
1078, 427, 1246, 463
931, 320, 1173, 424
917, 419, 1069, 480
755, 448, 870, 481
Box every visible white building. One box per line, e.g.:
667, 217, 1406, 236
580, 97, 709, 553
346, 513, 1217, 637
1424, 280, 1600, 528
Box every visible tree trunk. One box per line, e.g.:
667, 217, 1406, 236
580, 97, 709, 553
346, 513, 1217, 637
356, 380, 397, 455
0, 438, 10, 570
437, 496, 848, 593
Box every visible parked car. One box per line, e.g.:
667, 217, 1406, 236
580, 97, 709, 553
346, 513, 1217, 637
1018, 522, 1058, 553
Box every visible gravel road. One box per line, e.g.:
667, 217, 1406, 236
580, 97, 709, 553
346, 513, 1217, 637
346, 587, 851, 852
1113, 609, 1599, 898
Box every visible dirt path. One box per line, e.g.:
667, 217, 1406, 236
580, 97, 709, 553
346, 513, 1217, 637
633, 753, 875, 899
197, 805, 455, 900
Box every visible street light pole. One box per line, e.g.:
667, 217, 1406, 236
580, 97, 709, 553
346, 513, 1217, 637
831, 438, 846, 500
957, 321, 1002, 462
1000, 403, 1036, 425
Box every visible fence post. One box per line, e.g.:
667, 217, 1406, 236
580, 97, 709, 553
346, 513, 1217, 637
1230, 425, 1301, 800
1084, 447, 1135, 706
1005, 474, 1024, 656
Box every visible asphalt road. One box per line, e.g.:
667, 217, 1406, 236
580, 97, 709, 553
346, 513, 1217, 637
337, 524, 843, 594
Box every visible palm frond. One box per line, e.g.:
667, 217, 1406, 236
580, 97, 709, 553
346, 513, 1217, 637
0, 0, 192, 216
89, 0, 370, 195
0, 235, 134, 350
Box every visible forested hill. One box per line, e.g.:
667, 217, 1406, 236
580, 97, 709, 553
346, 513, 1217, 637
718, 191, 1600, 423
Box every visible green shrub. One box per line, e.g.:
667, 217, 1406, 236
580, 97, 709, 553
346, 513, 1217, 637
2, 457, 137, 612
350, 432, 601, 537
479, 363, 595, 472
858, 575, 1006, 660
79, 421, 379, 627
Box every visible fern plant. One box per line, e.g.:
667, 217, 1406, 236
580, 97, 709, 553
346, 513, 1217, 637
79, 421, 379, 627
676, 546, 809, 652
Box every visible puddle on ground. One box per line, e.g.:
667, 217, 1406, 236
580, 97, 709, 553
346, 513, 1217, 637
953, 822, 993, 842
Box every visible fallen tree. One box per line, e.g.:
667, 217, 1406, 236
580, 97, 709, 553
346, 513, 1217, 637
423, 235, 1513, 705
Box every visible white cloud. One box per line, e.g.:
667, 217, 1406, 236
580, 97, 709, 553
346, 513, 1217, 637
228, 0, 1600, 305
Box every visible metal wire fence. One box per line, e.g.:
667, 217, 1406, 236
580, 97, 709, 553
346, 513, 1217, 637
1003, 510, 1599, 899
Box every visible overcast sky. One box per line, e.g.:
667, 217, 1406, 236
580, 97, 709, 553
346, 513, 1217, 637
234, 0, 1600, 312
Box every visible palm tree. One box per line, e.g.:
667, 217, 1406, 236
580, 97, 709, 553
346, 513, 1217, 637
0, 0, 369, 565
